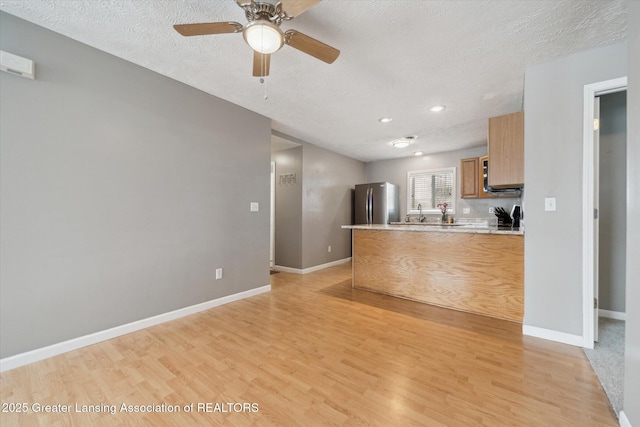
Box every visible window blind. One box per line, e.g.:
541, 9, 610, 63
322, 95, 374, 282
407, 168, 456, 213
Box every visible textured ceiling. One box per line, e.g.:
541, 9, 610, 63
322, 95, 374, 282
0, 0, 628, 162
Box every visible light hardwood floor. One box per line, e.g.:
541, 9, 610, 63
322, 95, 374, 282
1, 263, 617, 426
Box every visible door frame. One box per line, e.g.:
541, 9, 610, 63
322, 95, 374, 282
593, 96, 600, 343
270, 161, 276, 268
582, 76, 627, 349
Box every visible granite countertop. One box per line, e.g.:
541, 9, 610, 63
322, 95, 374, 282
341, 223, 524, 235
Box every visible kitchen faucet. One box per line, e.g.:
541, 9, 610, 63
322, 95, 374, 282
418, 204, 425, 222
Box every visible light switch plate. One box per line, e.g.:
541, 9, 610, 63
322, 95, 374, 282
250, 202, 259, 212
545, 197, 557, 212
215, 268, 223, 280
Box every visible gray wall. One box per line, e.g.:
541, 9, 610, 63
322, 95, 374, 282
523, 42, 626, 335
366, 146, 521, 221
301, 142, 365, 269
272, 146, 303, 269
624, 1, 640, 424
0, 12, 271, 358
271, 135, 366, 270
598, 91, 626, 313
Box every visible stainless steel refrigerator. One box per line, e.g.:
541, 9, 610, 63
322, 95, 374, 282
354, 182, 399, 224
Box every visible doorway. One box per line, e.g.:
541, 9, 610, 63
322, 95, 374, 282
596, 91, 627, 326
583, 89, 627, 416
582, 77, 627, 348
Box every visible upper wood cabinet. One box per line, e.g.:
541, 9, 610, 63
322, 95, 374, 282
461, 156, 497, 198
488, 111, 524, 188
460, 157, 479, 198
478, 155, 497, 198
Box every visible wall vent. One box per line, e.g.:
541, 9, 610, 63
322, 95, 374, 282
1, 50, 35, 79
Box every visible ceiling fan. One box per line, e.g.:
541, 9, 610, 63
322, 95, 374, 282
173, 0, 340, 77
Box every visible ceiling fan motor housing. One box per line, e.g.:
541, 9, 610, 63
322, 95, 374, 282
241, 1, 292, 25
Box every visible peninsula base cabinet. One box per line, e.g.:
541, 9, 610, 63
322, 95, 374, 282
352, 229, 524, 322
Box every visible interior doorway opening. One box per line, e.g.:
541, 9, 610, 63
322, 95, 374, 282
582, 76, 627, 349
595, 91, 627, 330
583, 89, 627, 416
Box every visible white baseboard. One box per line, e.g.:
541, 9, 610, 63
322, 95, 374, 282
599, 309, 627, 321
522, 324, 584, 347
274, 265, 304, 274
0, 284, 271, 373
275, 257, 351, 275
620, 410, 632, 427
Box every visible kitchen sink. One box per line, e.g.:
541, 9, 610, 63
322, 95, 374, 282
391, 222, 464, 226
390, 220, 491, 228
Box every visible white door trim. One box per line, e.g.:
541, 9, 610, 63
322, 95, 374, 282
270, 161, 276, 268
582, 76, 627, 349
594, 96, 600, 343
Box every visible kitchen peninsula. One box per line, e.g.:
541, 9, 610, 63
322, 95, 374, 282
342, 224, 524, 322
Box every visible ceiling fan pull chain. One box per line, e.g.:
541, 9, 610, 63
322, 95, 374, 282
261, 76, 268, 100
261, 44, 268, 100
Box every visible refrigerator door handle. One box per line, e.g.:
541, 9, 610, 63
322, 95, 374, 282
366, 187, 370, 224
370, 188, 373, 224
364, 187, 368, 224
367, 187, 372, 224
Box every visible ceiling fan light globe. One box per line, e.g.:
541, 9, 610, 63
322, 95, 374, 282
243, 21, 284, 54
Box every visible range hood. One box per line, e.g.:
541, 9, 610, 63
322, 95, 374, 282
484, 182, 522, 196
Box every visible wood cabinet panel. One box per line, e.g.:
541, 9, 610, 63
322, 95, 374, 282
488, 111, 524, 188
353, 229, 524, 322
478, 155, 496, 198
460, 157, 479, 198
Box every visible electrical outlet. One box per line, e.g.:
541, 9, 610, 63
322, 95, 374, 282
250, 202, 259, 212
463, 208, 470, 215
489, 207, 494, 214
215, 268, 223, 280
328, 246, 332, 253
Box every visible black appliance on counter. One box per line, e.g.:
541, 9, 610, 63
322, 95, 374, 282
511, 205, 521, 228
494, 205, 522, 229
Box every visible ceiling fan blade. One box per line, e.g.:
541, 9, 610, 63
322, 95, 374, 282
280, 0, 322, 17
284, 30, 339, 64
253, 51, 271, 77
173, 22, 243, 36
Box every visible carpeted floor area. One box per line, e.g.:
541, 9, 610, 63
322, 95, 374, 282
583, 317, 625, 417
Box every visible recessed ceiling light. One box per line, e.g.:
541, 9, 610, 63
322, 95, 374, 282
378, 117, 393, 123
414, 151, 424, 156
429, 105, 446, 113
393, 140, 410, 148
